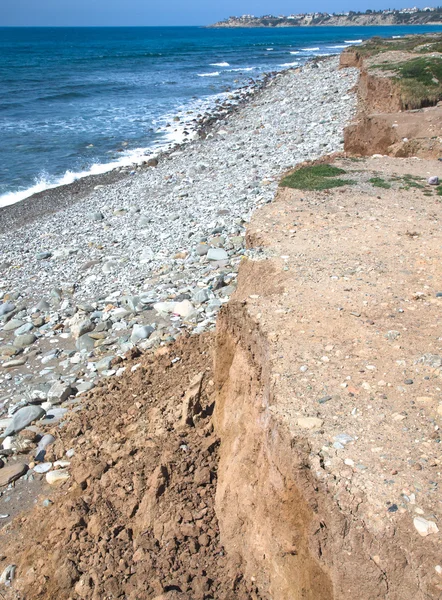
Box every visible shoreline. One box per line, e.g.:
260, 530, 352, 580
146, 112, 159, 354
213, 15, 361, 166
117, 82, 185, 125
0, 71, 279, 234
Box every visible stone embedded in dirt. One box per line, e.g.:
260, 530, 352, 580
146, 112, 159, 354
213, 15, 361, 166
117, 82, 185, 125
2, 356, 27, 369
180, 372, 204, 427
0, 463, 27, 487
413, 516, 439, 537
173, 300, 197, 320
297, 417, 323, 430
46, 469, 70, 486
0, 564, 16, 585
428, 176, 439, 185
3, 405, 45, 437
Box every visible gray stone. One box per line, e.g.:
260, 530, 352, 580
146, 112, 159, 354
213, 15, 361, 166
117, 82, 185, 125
14, 322, 34, 336
207, 248, 228, 261
96, 356, 114, 371
4, 405, 46, 437
428, 176, 439, 185
193, 289, 209, 304
3, 319, 24, 332
76, 334, 95, 352
13, 334, 37, 348
88, 211, 104, 221
131, 325, 154, 344
0, 303, 15, 317
47, 381, 72, 404
40, 407, 68, 426
71, 318, 94, 339
196, 244, 209, 256
35, 434, 55, 462
36, 251, 52, 260
121, 296, 140, 312
76, 381, 95, 394
34, 299, 50, 313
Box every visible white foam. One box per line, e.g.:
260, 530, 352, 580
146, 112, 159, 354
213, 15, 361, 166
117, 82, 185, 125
345, 39, 362, 44
227, 67, 255, 72
266, 48, 274, 51
197, 72, 220, 77
210, 62, 230, 67
0, 148, 159, 208
279, 61, 299, 67
328, 45, 348, 49
302, 47, 320, 51
290, 51, 300, 55
392, 35, 402, 39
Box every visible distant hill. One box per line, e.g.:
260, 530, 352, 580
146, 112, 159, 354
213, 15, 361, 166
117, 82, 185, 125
209, 8, 442, 27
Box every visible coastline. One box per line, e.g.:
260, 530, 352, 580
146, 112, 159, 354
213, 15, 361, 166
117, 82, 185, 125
0, 71, 278, 234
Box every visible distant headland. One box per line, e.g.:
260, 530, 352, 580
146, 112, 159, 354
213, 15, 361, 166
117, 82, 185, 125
209, 7, 442, 27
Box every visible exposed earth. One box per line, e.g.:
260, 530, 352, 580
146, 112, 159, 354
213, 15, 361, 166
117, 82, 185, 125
1, 35, 442, 600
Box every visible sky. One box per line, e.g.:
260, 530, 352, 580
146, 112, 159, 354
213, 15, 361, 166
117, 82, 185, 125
0, 0, 439, 27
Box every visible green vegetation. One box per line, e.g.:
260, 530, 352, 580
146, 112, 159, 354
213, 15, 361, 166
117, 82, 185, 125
437, 186, 442, 196
391, 174, 426, 190
350, 33, 442, 57
280, 164, 354, 191
369, 176, 391, 189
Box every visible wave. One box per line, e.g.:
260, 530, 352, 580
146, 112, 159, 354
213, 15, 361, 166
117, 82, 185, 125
290, 51, 300, 55
197, 72, 220, 77
345, 39, 362, 43
302, 47, 320, 51
227, 67, 255, 72
279, 61, 299, 67
38, 91, 89, 102
392, 35, 402, 38
266, 48, 274, 51
327, 45, 348, 49
210, 62, 230, 67
0, 148, 157, 208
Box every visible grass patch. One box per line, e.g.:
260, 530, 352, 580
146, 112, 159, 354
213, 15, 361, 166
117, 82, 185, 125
369, 176, 391, 189
437, 186, 442, 196
393, 174, 426, 189
280, 164, 354, 191
349, 34, 442, 58
371, 56, 442, 109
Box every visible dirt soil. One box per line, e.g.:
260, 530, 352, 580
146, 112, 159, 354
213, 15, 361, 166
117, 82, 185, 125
341, 45, 442, 158
0, 334, 261, 600
213, 155, 442, 599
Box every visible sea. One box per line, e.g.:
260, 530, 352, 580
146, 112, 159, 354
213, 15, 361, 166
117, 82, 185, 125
1, 25, 441, 207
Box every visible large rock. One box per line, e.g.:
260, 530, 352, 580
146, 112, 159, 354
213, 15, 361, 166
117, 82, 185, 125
4, 405, 46, 436
68, 314, 94, 339
0, 463, 27, 487
0, 302, 15, 317
14, 323, 34, 336
47, 381, 72, 404
13, 333, 36, 348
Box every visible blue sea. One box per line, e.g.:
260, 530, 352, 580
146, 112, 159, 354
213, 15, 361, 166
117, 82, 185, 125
1, 25, 442, 206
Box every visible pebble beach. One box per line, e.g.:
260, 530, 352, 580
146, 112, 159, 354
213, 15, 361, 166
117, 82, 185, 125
0, 56, 358, 504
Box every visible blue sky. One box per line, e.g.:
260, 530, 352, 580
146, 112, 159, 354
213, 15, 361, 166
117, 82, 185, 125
0, 0, 439, 26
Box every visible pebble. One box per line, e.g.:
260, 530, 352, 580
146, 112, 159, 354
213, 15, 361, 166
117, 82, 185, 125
297, 417, 323, 430
413, 516, 439, 537
428, 176, 439, 185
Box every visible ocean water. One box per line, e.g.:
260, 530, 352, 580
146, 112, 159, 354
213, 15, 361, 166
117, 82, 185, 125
1, 25, 441, 207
